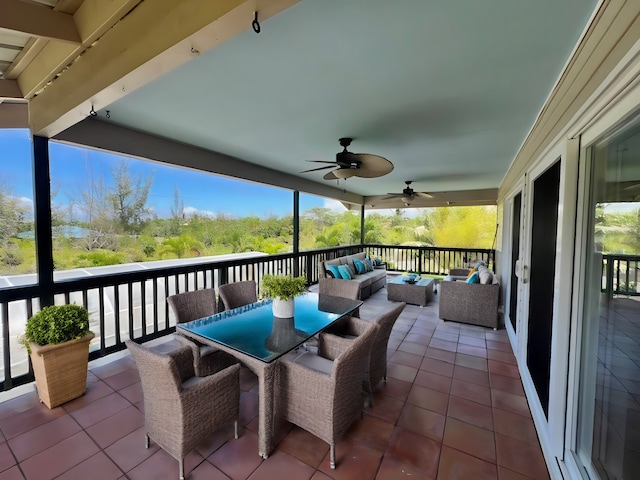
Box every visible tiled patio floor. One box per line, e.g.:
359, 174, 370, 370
0, 285, 549, 480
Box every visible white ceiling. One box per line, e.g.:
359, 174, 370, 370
97, 0, 598, 201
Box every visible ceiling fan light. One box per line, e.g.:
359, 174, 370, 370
333, 168, 356, 179
401, 195, 413, 203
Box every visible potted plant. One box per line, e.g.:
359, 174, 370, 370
261, 274, 307, 317
21, 304, 95, 409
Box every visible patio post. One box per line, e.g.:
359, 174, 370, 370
32, 135, 54, 307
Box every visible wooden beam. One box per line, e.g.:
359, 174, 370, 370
0, 79, 22, 99
0, 103, 28, 128
16, 0, 140, 98
54, 118, 364, 206
0, 0, 80, 44
29, 0, 299, 137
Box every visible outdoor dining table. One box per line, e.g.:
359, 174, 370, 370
176, 292, 363, 458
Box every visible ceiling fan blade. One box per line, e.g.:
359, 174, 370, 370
323, 170, 339, 181
300, 165, 336, 173
351, 154, 394, 178
306, 160, 340, 164
416, 192, 433, 199
382, 194, 403, 200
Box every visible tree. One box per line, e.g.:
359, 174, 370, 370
108, 160, 154, 235
169, 185, 185, 236
0, 180, 28, 247
427, 206, 497, 248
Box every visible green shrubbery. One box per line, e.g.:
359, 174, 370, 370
23, 304, 91, 347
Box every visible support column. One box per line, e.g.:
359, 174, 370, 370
32, 136, 54, 306
360, 204, 365, 245
293, 191, 300, 277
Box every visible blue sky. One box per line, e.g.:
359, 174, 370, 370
0, 129, 343, 220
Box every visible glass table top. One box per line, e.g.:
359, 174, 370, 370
176, 292, 362, 363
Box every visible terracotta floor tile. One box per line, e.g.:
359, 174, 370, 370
376, 426, 440, 479
448, 395, 494, 431
450, 378, 492, 407
127, 447, 204, 480
0, 441, 15, 472
487, 340, 514, 353
103, 426, 160, 473
490, 372, 525, 396
0, 466, 24, 480
486, 331, 509, 343
368, 392, 406, 424
495, 433, 549, 479
414, 370, 452, 394
194, 422, 238, 459
455, 353, 489, 372
443, 417, 496, 463
245, 450, 314, 480
386, 363, 418, 383
491, 390, 532, 418
188, 460, 231, 480
311, 471, 333, 480
345, 415, 395, 453
438, 445, 498, 480
498, 465, 534, 480
397, 403, 446, 442
409, 326, 433, 337
54, 452, 123, 480
117, 381, 143, 405
209, 429, 263, 479
278, 425, 329, 468
453, 365, 490, 387
407, 384, 449, 415
488, 349, 517, 365
371, 378, 412, 400
457, 343, 488, 358
318, 438, 382, 480
85, 405, 144, 448
68, 392, 131, 429
19, 431, 100, 480
429, 338, 458, 352
489, 360, 520, 378
420, 357, 455, 377
432, 331, 459, 343
424, 347, 456, 363
239, 391, 259, 427
8, 414, 81, 462
397, 341, 427, 356
0, 391, 41, 421
389, 350, 423, 368
0, 403, 66, 440
493, 409, 539, 445
459, 335, 487, 348
61, 380, 115, 413
404, 333, 432, 345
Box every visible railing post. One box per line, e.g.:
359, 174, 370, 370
605, 255, 614, 299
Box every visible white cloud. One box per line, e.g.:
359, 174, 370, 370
322, 198, 348, 213
184, 206, 216, 217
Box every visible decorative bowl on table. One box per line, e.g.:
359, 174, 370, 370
403, 274, 420, 284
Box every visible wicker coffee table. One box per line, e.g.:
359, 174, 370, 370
387, 276, 434, 306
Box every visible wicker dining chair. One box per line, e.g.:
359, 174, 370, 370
275, 318, 378, 469
167, 288, 235, 376
318, 277, 361, 317
322, 302, 406, 406
218, 280, 258, 311
126, 341, 240, 480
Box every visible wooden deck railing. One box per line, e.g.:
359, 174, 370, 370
1, 244, 493, 390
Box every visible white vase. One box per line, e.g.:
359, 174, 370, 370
272, 297, 294, 318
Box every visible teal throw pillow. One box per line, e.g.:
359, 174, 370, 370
327, 264, 342, 279
466, 271, 480, 284
364, 258, 374, 272
353, 258, 365, 274
338, 265, 352, 280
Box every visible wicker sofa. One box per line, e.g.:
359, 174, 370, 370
318, 252, 386, 299
438, 267, 500, 329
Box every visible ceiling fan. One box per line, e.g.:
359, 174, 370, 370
384, 181, 433, 205
301, 137, 394, 180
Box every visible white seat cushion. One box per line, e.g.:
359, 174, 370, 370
291, 351, 334, 375
200, 345, 218, 356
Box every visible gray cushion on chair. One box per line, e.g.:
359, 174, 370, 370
292, 351, 334, 375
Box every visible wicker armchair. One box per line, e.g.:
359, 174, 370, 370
126, 341, 240, 480
439, 275, 500, 329
318, 277, 361, 317
322, 303, 405, 406
218, 280, 258, 311
167, 289, 235, 376
275, 318, 378, 469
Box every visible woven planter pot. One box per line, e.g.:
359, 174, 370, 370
28, 332, 95, 409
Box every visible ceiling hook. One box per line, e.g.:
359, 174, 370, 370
89, 106, 97, 117
105, 110, 111, 119
252, 11, 261, 33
